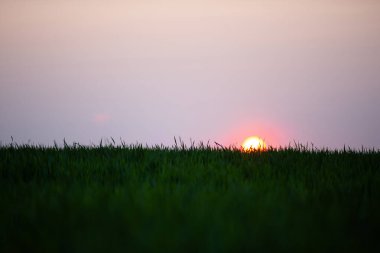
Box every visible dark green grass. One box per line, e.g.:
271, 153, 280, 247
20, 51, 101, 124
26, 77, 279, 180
1, 144, 380, 253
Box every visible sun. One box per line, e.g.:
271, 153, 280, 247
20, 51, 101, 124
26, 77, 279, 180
242, 136, 267, 151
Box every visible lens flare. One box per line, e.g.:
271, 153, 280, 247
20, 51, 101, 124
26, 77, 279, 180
242, 136, 267, 151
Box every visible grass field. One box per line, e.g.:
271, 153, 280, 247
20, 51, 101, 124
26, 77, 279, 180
1, 143, 380, 253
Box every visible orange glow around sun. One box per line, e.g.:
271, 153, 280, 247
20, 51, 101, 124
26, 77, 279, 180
242, 136, 267, 151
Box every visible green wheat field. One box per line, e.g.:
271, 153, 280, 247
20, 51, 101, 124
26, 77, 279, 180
1, 141, 379, 253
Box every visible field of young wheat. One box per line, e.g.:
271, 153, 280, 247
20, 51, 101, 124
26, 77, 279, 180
1, 144, 379, 252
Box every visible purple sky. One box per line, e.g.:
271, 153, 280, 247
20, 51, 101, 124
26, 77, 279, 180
1, 0, 380, 149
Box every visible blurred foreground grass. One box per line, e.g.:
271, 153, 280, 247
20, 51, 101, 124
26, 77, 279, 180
1, 144, 380, 252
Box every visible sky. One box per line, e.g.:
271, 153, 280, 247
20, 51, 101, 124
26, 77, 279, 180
1, 0, 380, 149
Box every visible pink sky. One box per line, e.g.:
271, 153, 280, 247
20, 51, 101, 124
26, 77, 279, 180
1, 0, 380, 148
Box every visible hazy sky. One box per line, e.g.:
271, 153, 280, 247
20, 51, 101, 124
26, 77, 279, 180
1, 0, 380, 148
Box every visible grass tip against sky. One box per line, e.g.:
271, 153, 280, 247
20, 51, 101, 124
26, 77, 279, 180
1, 136, 379, 154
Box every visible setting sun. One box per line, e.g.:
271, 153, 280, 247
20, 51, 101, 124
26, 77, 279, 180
242, 136, 267, 151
